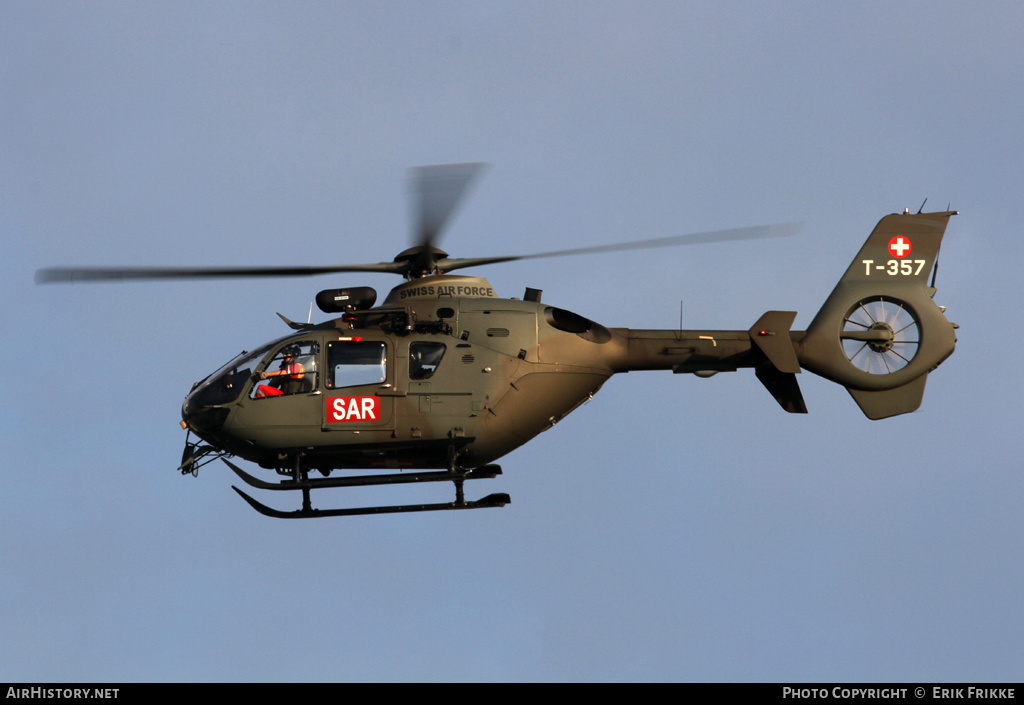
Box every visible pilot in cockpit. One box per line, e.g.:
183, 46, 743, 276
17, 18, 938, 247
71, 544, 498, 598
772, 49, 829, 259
254, 345, 304, 397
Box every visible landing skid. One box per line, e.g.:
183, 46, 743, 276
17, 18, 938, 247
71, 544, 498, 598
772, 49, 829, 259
223, 458, 509, 519
232, 486, 510, 518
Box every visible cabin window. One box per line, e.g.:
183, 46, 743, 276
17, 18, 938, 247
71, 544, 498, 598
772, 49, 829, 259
252, 341, 320, 398
409, 342, 446, 380
327, 340, 387, 389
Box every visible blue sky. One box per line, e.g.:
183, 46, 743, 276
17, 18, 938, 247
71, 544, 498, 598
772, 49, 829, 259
3, 1, 1022, 682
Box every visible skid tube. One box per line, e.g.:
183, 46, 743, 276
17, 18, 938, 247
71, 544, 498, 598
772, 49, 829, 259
224, 458, 510, 519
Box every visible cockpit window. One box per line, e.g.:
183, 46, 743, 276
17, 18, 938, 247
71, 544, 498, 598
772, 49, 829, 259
252, 341, 320, 399
327, 340, 387, 389
188, 341, 277, 408
409, 342, 446, 380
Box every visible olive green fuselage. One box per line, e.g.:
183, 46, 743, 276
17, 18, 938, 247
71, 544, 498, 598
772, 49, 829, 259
181, 274, 761, 473
181, 209, 961, 474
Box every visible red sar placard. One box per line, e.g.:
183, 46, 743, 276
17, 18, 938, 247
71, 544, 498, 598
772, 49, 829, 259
326, 396, 380, 422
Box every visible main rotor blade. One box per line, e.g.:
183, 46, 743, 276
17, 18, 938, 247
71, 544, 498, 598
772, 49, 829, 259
35, 261, 405, 284
36, 222, 803, 284
437, 222, 803, 273
411, 162, 487, 248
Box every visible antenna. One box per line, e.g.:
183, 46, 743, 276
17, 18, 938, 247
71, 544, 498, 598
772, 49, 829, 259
308, 302, 313, 324
917, 198, 928, 214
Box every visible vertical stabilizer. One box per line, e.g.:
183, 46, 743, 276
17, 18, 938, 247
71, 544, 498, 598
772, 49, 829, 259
798, 211, 958, 418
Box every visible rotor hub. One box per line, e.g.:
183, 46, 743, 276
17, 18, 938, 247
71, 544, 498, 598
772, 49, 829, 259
393, 245, 450, 278
865, 322, 896, 353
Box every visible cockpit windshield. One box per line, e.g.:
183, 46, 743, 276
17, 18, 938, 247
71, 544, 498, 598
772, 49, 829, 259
187, 338, 283, 408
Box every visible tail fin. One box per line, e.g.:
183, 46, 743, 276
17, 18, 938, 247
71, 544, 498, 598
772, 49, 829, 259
798, 211, 958, 419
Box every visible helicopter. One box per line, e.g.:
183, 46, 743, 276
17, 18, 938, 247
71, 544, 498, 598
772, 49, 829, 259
36, 163, 958, 518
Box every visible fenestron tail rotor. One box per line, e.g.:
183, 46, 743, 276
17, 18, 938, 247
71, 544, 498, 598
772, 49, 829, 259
840, 296, 921, 375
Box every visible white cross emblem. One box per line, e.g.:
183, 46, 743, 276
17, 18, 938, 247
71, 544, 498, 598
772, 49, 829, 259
888, 236, 912, 258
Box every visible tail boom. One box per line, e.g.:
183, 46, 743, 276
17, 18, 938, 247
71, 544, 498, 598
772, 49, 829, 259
605, 210, 956, 420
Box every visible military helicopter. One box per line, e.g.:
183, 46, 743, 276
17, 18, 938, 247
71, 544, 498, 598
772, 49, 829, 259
37, 164, 958, 518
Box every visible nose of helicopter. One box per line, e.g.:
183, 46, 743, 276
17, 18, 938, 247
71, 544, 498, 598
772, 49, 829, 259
181, 389, 230, 435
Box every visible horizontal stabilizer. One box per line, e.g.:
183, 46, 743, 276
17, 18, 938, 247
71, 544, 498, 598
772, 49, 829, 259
749, 311, 800, 374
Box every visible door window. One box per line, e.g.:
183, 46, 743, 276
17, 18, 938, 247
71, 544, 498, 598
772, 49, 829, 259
327, 340, 387, 389
409, 341, 446, 380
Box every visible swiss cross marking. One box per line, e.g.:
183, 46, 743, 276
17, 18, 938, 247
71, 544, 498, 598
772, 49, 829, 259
888, 236, 912, 258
